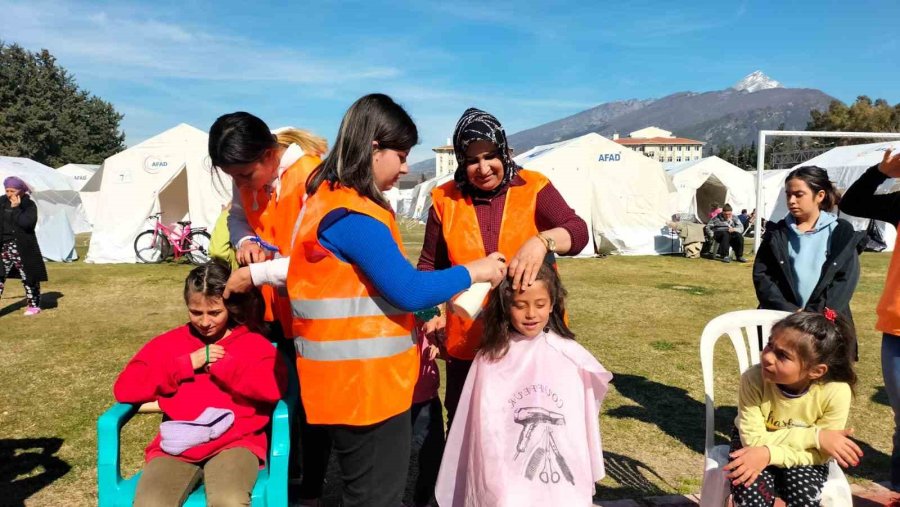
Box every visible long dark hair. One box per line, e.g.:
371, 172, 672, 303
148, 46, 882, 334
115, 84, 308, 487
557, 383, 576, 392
771, 311, 857, 390
307, 94, 418, 209
481, 262, 574, 361
183, 261, 264, 333
785, 166, 840, 212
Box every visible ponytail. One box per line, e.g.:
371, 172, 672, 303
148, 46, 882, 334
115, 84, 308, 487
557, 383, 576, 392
274, 127, 328, 157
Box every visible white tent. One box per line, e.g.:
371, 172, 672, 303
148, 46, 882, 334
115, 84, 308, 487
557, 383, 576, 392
515, 133, 677, 256
86, 124, 232, 263
760, 169, 792, 221
76, 166, 104, 227
0, 156, 91, 261
778, 141, 900, 251
56, 163, 100, 191
384, 187, 415, 216
664, 156, 756, 222
405, 173, 454, 223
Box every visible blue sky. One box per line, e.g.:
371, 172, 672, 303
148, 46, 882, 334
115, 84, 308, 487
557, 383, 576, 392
2, 0, 900, 164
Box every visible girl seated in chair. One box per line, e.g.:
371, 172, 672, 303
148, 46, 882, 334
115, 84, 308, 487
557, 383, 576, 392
114, 262, 286, 506
725, 310, 862, 506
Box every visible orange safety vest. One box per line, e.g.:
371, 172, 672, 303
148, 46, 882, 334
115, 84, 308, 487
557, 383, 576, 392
237, 154, 320, 333
877, 232, 900, 334
431, 169, 550, 360
287, 183, 417, 426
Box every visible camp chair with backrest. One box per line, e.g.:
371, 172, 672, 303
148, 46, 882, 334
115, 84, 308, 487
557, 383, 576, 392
698, 309, 853, 507
97, 341, 297, 507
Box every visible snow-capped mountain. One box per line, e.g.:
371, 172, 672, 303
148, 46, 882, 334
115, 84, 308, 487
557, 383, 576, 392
732, 71, 783, 93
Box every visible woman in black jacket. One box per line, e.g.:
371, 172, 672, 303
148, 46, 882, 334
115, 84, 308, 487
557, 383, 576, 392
0, 176, 47, 315
753, 167, 866, 331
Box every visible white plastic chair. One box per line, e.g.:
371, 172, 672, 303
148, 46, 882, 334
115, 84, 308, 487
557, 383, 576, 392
698, 309, 853, 507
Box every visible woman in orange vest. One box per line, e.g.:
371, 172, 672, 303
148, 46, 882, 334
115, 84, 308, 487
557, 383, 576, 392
287, 94, 507, 507
417, 108, 589, 426
208, 113, 330, 504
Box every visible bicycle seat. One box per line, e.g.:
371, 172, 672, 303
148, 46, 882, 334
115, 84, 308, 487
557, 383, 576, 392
177, 221, 192, 226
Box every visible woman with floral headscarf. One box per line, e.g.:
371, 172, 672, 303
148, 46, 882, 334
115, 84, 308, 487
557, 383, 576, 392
0, 176, 47, 315
417, 108, 588, 426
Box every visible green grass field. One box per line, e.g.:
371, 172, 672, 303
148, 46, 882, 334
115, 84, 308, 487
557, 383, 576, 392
0, 228, 893, 505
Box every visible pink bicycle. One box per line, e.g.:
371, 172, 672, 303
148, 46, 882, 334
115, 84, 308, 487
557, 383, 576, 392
133, 212, 212, 265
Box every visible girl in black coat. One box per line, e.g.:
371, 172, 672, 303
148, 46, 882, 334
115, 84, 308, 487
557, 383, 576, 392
753, 167, 866, 342
1, 176, 47, 315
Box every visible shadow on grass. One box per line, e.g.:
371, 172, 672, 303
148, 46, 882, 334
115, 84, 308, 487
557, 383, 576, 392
872, 386, 889, 407
0, 437, 71, 507
0, 291, 63, 317
608, 374, 709, 454
594, 451, 669, 500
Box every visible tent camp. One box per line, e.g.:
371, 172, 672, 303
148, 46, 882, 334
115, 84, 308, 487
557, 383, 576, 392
56, 163, 100, 191
86, 123, 232, 263
514, 133, 677, 256
664, 156, 756, 222
0, 156, 91, 261
384, 187, 414, 215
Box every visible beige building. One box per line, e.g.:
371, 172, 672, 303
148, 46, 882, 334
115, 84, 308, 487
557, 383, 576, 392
613, 127, 704, 163
433, 139, 455, 178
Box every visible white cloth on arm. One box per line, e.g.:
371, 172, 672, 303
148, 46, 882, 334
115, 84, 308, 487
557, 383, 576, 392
248, 257, 290, 288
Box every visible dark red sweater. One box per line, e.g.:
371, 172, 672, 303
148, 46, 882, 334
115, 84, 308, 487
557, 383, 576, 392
113, 325, 287, 465
417, 175, 589, 270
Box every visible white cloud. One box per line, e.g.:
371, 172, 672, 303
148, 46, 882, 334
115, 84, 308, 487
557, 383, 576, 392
0, 0, 400, 84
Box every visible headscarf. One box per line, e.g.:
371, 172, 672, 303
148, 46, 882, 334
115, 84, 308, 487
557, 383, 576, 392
452, 108, 520, 197
3, 176, 31, 195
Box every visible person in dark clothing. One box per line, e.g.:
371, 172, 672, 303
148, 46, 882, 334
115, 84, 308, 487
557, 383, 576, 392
839, 148, 900, 492
0, 176, 47, 315
738, 208, 750, 228
706, 204, 746, 262
753, 167, 866, 349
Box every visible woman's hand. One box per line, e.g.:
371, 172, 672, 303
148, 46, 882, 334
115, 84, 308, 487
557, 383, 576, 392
8, 193, 20, 208
724, 446, 770, 487
190, 344, 225, 370
223, 266, 253, 298
818, 428, 863, 467
463, 252, 508, 287
421, 313, 446, 346
879, 149, 900, 178
236, 241, 266, 266
508, 236, 549, 291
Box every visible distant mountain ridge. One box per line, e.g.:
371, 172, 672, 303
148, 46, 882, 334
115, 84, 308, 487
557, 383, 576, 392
410, 72, 837, 177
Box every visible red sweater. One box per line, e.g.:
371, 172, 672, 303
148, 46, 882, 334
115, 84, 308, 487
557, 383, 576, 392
113, 325, 287, 465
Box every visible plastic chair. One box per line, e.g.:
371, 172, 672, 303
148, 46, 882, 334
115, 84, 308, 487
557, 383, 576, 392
698, 309, 853, 507
97, 342, 297, 507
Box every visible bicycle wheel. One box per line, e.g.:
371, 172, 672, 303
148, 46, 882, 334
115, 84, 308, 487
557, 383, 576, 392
186, 230, 212, 265
134, 230, 170, 263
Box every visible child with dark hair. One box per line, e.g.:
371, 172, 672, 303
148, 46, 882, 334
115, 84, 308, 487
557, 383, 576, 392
753, 166, 866, 345
113, 262, 286, 506
436, 263, 611, 506
725, 310, 862, 506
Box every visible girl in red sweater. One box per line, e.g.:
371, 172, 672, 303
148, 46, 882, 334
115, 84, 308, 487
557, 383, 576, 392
114, 262, 286, 506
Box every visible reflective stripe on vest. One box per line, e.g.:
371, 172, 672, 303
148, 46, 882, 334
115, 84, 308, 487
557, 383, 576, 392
294, 332, 415, 361
291, 296, 405, 320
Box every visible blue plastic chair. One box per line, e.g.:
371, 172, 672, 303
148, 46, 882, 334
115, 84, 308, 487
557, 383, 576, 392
97, 342, 296, 506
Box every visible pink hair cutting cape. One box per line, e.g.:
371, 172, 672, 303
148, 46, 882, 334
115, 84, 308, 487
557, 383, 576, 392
436, 330, 612, 506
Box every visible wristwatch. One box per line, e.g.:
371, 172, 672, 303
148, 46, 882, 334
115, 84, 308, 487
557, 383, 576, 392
538, 233, 556, 253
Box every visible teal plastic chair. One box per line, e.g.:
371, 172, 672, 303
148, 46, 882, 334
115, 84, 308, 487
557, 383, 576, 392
97, 342, 296, 506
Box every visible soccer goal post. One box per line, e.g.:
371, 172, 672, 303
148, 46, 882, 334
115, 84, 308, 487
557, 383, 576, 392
754, 130, 900, 252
